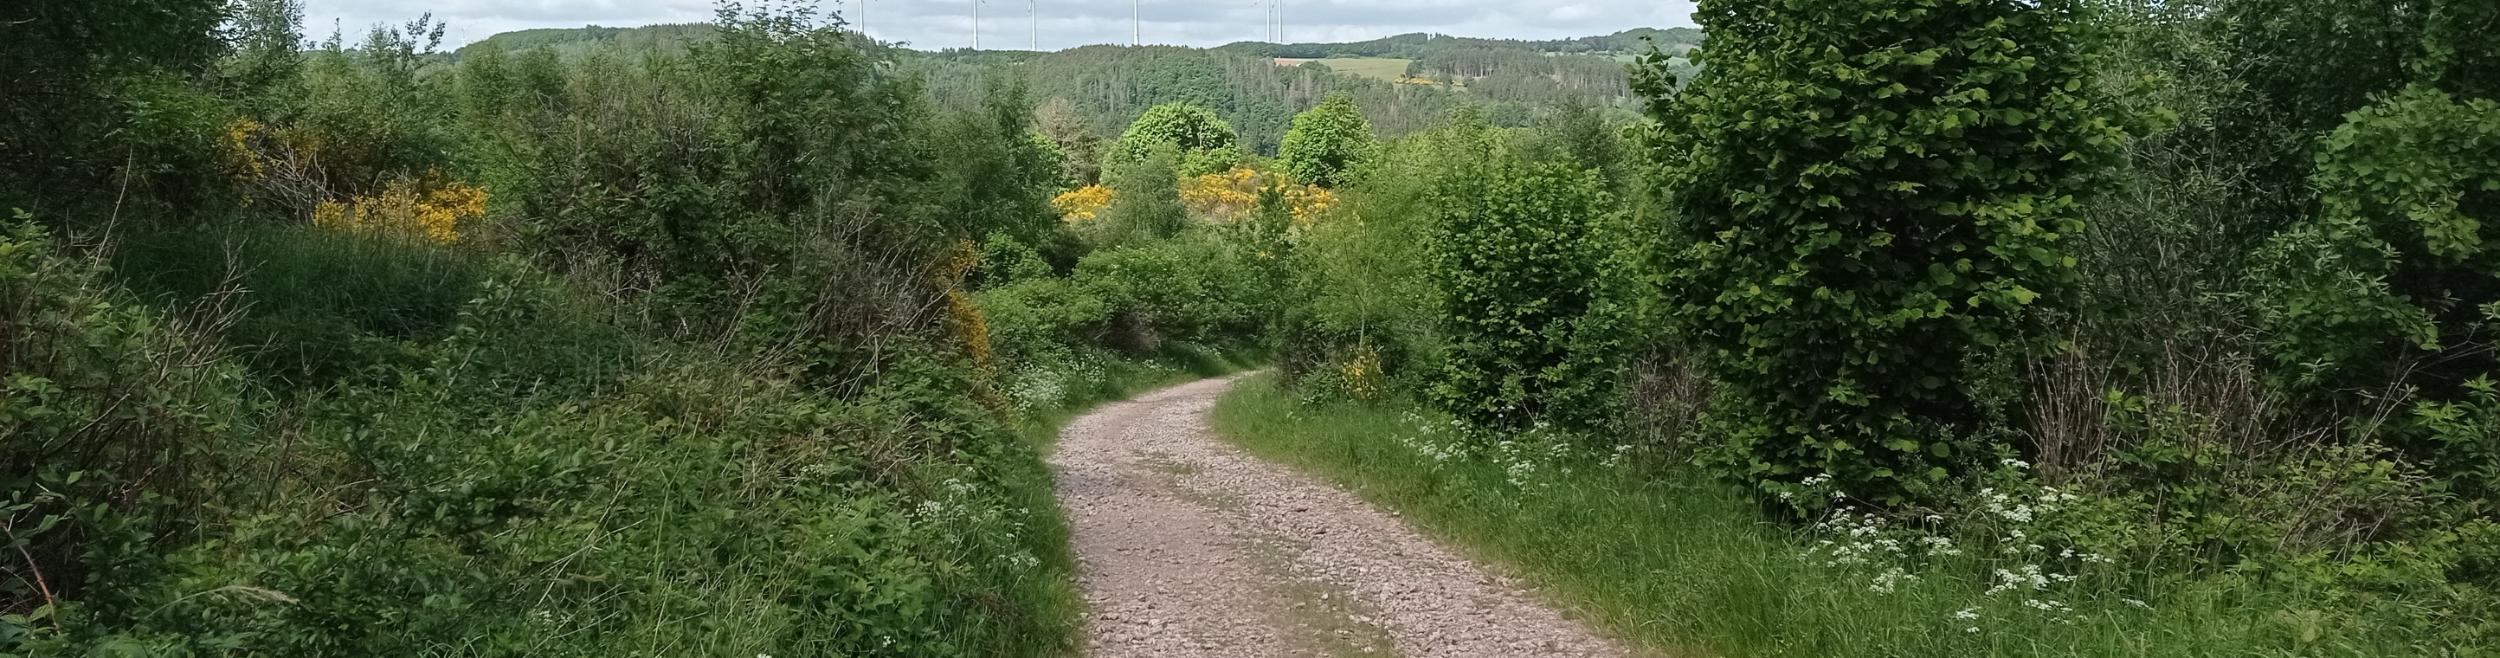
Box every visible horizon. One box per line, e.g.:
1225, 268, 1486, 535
299, 1, 1702, 52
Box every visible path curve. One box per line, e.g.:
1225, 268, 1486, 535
1050, 374, 1638, 658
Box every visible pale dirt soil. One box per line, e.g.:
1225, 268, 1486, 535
1050, 375, 1642, 658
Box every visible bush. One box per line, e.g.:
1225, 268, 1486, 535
109, 223, 485, 389
1, 218, 248, 639
1072, 234, 1273, 352
1644, 0, 2129, 504
1424, 155, 1617, 433
2253, 85, 2500, 497
1083, 150, 1189, 250
10, 253, 1080, 656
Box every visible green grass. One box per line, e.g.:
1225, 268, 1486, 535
1208, 375, 2448, 658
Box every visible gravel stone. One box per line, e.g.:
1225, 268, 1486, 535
1051, 375, 1641, 658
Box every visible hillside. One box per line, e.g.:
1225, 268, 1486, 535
451, 23, 714, 59
453, 23, 1682, 154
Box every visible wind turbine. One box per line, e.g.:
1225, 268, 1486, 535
1132, 0, 1140, 46
1271, 0, 1283, 42
1030, 0, 1040, 51
973, 0, 982, 50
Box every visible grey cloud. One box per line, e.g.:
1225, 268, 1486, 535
299, 0, 1697, 52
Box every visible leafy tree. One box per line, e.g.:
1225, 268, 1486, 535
1034, 96, 1106, 185
1644, 0, 2128, 503
1278, 92, 1376, 187
1109, 102, 1243, 177
1547, 98, 1619, 180
0, 0, 231, 214
1426, 151, 1615, 432
222, 0, 306, 116
933, 77, 1063, 248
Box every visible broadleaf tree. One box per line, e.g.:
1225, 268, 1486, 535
1643, 0, 2130, 504
1278, 92, 1376, 188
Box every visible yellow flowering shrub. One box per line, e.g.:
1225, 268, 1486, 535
1179, 167, 1336, 226
226, 118, 269, 181
1341, 346, 1385, 402
311, 173, 488, 244
935, 239, 1007, 410
1052, 185, 1115, 225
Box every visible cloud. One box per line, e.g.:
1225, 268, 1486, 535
298, 0, 1699, 51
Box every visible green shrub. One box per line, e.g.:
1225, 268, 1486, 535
11, 258, 1079, 657
978, 276, 1113, 365
1, 218, 248, 642
1084, 150, 1190, 250
1643, 0, 2128, 504
1274, 117, 1491, 399
2253, 85, 2500, 497
1072, 234, 1272, 351
1423, 155, 1616, 432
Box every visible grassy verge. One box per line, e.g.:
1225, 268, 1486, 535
1208, 375, 2429, 658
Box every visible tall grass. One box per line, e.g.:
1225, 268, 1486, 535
1209, 375, 2449, 658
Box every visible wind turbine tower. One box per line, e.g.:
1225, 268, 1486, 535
1272, 0, 1283, 42
973, 0, 982, 50
1030, 0, 1039, 50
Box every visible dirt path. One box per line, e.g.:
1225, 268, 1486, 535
1050, 375, 1639, 658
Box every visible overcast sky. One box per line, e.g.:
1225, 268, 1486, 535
299, 1, 1700, 52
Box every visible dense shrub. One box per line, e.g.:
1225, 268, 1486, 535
1275, 125, 1459, 402
1423, 154, 1617, 432
1083, 151, 1190, 250
1, 219, 249, 638
13, 278, 1074, 656
1074, 235, 1275, 352
1644, 0, 2128, 504
2253, 86, 2500, 497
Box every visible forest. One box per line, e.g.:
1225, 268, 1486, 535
1, 0, 2495, 656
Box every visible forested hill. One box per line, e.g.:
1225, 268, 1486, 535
453, 23, 1696, 154
907, 46, 1485, 156
451, 23, 715, 59
1211, 27, 1704, 58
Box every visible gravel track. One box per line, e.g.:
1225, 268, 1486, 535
1050, 375, 1640, 658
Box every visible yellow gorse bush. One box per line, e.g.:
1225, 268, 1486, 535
311, 173, 487, 244
1052, 185, 1114, 225
1179, 167, 1336, 226
1341, 346, 1385, 402
935, 239, 1007, 410
225, 118, 269, 181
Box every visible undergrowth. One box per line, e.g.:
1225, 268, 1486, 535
1210, 375, 2484, 657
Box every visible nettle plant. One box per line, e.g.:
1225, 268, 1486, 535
1643, 0, 2128, 504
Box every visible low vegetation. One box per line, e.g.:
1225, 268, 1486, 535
2, 1, 1278, 654
5, 0, 2493, 654
1262, 0, 2498, 654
